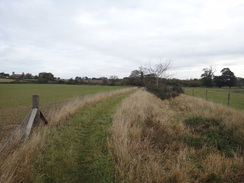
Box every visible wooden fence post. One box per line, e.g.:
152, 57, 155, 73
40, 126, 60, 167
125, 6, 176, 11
25, 108, 38, 138
32, 95, 39, 109
32, 95, 40, 125
228, 93, 230, 107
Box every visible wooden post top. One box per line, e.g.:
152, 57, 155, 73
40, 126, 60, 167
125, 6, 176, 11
32, 95, 39, 109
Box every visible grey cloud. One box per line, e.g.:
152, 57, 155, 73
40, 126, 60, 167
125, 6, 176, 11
0, 0, 244, 79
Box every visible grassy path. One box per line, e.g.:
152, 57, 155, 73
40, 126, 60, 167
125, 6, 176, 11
34, 92, 130, 183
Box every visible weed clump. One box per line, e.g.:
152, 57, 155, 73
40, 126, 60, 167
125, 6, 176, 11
183, 117, 243, 157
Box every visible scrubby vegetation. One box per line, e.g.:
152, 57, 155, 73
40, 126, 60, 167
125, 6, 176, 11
145, 81, 183, 100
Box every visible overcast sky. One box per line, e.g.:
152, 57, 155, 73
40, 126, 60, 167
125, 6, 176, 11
0, 0, 244, 79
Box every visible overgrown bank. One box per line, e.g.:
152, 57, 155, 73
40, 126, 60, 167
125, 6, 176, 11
110, 89, 244, 182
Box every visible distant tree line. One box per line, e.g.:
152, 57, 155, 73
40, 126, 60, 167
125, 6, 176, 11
1, 66, 243, 89
0, 71, 125, 85
125, 64, 244, 93
200, 66, 240, 88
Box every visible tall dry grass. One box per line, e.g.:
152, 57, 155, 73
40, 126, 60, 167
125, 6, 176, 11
0, 88, 135, 183
109, 90, 244, 183
170, 94, 244, 135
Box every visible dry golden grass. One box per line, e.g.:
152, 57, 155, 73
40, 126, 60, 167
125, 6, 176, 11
109, 90, 244, 183
170, 94, 244, 137
0, 88, 135, 183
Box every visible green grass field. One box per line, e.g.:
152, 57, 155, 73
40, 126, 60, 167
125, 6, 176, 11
183, 87, 244, 110
0, 84, 128, 142
0, 78, 15, 83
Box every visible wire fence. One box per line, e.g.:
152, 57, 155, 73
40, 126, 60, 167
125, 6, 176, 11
184, 88, 244, 110
0, 95, 47, 153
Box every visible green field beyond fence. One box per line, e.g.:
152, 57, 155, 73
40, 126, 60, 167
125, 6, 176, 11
0, 84, 128, 142
183, 87, 244, 110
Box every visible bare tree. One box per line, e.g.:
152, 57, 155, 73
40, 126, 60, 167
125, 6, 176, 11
109, 75, 118, 86
201, 65, 216, 87
142, 59, 171, 88
109, 75, 118, 80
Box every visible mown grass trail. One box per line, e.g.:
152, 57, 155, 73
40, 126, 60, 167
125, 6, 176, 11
33, 92, 131, 183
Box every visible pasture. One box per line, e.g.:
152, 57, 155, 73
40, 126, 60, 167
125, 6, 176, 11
0, 84, 128, 142
0, 79, 15, 83
183, 87, 244, 110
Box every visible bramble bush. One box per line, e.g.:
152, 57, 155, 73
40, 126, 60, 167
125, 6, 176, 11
145, 82, 183, 100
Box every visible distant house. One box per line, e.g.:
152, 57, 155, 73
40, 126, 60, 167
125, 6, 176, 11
12, 72, 26, 78
0, 72, 10, 78
11, 72, 34, 79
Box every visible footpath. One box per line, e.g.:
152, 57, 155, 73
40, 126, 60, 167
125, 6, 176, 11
34, 92, 130, 183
